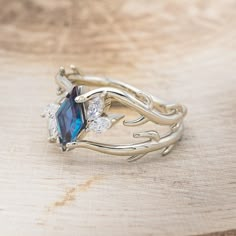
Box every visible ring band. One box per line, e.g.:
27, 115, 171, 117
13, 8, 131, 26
42, 65, 187, 162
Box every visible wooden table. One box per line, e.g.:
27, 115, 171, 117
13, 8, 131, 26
0, 1, 235, 235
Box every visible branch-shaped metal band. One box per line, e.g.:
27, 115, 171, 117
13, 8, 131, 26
73, 87, 185, 125
67, 124, 184, 158
42, 66, 187, 161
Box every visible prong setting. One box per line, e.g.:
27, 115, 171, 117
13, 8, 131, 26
42, 65, 187, 161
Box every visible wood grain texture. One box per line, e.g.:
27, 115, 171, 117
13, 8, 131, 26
0, 0, 236, 235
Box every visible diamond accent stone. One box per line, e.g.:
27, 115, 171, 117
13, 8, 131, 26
48, 118, 58, 138
43, 103, 60, 119
88, 117, 112, 133
87, 97, 104, 120
43, 104, 60, 139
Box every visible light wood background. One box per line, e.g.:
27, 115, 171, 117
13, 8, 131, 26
0, 0, 235, 235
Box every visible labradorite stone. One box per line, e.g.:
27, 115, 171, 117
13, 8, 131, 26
56, 86, 86, 148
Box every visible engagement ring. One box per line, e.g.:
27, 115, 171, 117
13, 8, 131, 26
42, 65, 187, 162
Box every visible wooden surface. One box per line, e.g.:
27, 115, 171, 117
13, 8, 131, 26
0, 0, 236, 235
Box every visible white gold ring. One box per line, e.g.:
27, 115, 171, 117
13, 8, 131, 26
42, 65, 187, 162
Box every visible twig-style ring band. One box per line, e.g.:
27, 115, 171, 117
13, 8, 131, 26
42, 65, 187, 162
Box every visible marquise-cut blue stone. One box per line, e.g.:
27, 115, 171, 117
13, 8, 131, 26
56, 86, 86, 149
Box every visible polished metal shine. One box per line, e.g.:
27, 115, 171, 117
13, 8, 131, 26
44, 65, 187, 162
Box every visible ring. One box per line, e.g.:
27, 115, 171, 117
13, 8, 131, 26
42, 65, 187, 162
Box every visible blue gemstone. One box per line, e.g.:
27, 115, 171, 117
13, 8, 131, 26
56, 86, 86, 149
